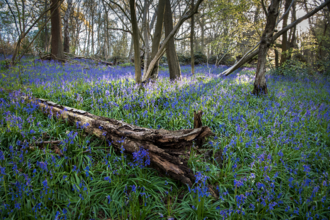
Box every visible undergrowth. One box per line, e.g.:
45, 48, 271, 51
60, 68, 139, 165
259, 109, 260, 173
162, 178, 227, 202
0, 59, 329, 219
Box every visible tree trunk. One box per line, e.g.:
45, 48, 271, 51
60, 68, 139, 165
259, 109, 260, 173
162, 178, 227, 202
87, 7, 91, 56
51, 0, 64, 60
97, 8, 101, 56
148, 0, 165, 80
275, 48, 279, 68
252, 0, 280, 95
191, 0, 195, 74
23, 96, 215, 188
143, 0, 150, 72
44, 0, 49, 52
200, 8, 204, 53
130, 0, 142, 83
288, 2, 296, 59
91, 5, 94, 56
128, 36, 134, 61
280, 0, 292, 66
63, 0, 73, 53
164, 0, 181, 80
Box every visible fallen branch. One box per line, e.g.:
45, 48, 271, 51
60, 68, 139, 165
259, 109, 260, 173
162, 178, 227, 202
73, 56, 113, 66
21, 96, 215, 190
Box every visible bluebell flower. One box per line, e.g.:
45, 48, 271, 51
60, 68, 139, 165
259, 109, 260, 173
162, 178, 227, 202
104, 176, 111, 183
106, 195, 111, 204
131, 185, 137, 192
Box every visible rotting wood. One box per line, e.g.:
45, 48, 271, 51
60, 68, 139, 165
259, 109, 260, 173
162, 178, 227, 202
20, 95, 216, 193
194, 110, 203, 148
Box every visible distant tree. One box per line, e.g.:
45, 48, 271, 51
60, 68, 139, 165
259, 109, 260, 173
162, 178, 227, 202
50, 0, 64, 60
280, 0, 293, 66
129, 0, 142, 83
164, 0, 181, 80
63, 0, 73, 53
148, 0, 165, 80
191, 0, 195, 75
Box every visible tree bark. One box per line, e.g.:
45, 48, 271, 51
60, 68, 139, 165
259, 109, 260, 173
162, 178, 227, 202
164, 0, 181, 80
130, 0, 142, 83
280, 0, 292, 66
275, 48, 279, 68
148, 0, 165, 80
194, 110, 203, 148
191, 0, 195, 74
143, 0, 150, 72
51, 0, 64, 60
91, 2, 95, 56
44, 0, 49, 52
63, 0, 73, 53
22, 96, 214, 187
252, 0, 280, 95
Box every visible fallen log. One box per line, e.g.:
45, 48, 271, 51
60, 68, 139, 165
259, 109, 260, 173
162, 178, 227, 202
21, 96, 215, 189
73, 56, 113, 66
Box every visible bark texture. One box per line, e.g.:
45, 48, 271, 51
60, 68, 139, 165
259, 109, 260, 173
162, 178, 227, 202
23, 97, 215, 187
63, 0, 73, 53
164, 0, 181, 80
143, 0, 150, 72
148, 0, 165, 81
191, 0, 195, 74
130, 0, 142, 83
253, 0, 280, 95
280, 0, 292, 66
50, 0, 64, 60
194, 110, 203, 148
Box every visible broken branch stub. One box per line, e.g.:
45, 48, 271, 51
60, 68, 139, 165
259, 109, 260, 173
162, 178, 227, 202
194, 110, 204, 148
23, 96, 215, 187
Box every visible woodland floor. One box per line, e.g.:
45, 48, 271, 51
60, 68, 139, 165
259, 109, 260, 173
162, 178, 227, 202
0, 57, 330, 219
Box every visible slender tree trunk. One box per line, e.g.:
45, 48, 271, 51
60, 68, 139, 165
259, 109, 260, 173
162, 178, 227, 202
128, 36, 134, 61
253, 0, 280, 95
130, 0, 142, 83
97, 7, 101, 56
288, 2, 296, 59
22, 0, 25, 34
164, 0, 181, 80
191, 0, 195, 74
63, 0, 73, 53
84, 8, 88, 55
50, 0, 64, 60
91, 3, 94, 55
280, 0, 292, 66
44, 0, 49, 52
200, 8, 204, 53
143, 0, 150, 71
87, 7, 91, 56
148, 0, 165, 80
275, 48, 279, 68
